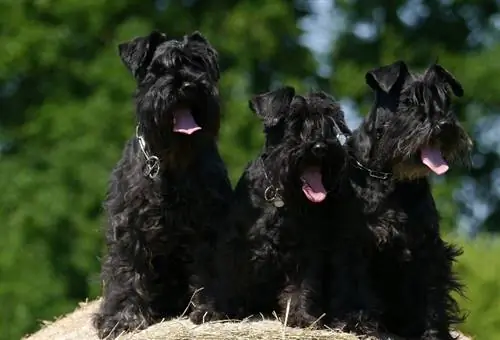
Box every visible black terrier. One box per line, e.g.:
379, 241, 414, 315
344, 60, 472, 339
190, 87, 351, 328
92, 30, 233, 339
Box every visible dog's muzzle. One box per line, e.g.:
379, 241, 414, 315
435, 121, 455, 135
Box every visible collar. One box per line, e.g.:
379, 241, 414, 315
350, 157, 392, 180
260, 157, 285, 208
136, 125, 161, 179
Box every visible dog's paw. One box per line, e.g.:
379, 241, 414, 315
92, 311, 150, 339
420, 329, 454, 340
189, 306, 225, 324
327, 318, 348, 331
332, 311, 379, 335
283, 311, 323, 329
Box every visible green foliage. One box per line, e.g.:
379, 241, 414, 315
0, 1, 499, 339
449, 236, 500, 339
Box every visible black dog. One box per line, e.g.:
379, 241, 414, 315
343, 60, 472, 339
190, 87, 351, 328
92, 30, 232, 339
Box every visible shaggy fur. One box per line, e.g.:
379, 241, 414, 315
342, 60, 472, 339
322, 161, 382, 334
190, 87, 351, 328
92, 30, 232, 339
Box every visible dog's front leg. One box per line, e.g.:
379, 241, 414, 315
188, 241, 227, 324
92, 247, 159, 339
278, 259, 324, 329
418, 240, 464, 340
377, 240, 462, 340
326, 245, 380, 335
92, 205, 164, 339
189, 229, 250, 324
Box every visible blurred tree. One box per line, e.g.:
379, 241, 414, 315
328, 0, 500, 235
0, 1, 317, 338
449, 235, 500, 339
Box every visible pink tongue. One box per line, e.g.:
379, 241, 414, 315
173, 109, 201, 135
301, 167, 327, 203
420, 147, 449, 175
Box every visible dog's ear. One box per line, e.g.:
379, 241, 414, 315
424, 64, 464, 97
365, 60, 410, 94
249, 87, 295, 127
186, 31, 220, 82
309, 90, 333, 101
118, 30, 167, 81
188, 31, 209, 44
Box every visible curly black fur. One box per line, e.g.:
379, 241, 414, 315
342, 60, 472, 339
322, 158, 382, 335
189, 87, 350, 328
92, 30, 232, 339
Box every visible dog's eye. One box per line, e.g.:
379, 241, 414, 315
150, 63, 167, 75
403, 98, 415, 107
189, 57, 206, 72
192, 62, 204, 72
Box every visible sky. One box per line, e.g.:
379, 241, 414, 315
298, 0, 365, 130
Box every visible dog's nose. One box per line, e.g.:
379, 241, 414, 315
436, 121, 454, 133
311, 142, 327, 157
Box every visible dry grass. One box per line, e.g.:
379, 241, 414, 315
23, 299, 472, 340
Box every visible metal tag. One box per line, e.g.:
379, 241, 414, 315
273, 198, 285, 208
264, 186, 285, 208
144, 156, 160, 179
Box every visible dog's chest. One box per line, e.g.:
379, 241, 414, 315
263, 209, 320, 256
370, 188, 438, 251
158, 176, 213, 228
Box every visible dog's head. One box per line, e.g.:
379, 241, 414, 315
354, 60, 472, 180
118, 30, 220, 148
250, 87, 350, 204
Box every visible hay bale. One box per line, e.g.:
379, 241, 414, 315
23, 300, 472, 340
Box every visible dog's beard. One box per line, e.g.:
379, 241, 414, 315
300, 166, 327, 203
398, 127, 450, 175
397, 124, 450, 175
268, 144, 331, 204
419, 147, 449, 175
390, 144, 451, 179
386, 124, 471, 179
172, 108, 201, 135
136, 97, 212, 172
299, 153, 346, 203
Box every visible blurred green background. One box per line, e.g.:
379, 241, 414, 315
1, 0, 499, 339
